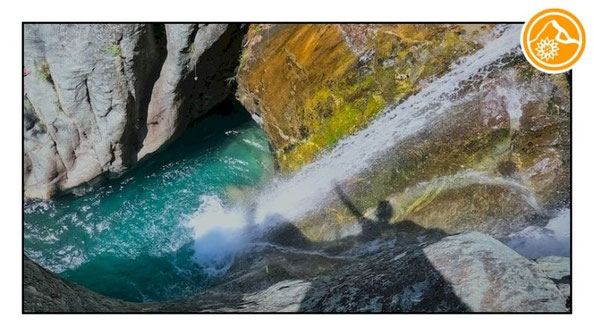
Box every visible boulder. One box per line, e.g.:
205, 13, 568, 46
423, 232, 567, 312
294, 231, 566, 312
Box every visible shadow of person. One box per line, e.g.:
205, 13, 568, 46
218, 191, 470, 312
295, 220, 471, 312
231, 199, 470, 311
259, 214, 312, 249
241, 207, 312, 250
289, 209, 469, 311
334, 184, 391, 241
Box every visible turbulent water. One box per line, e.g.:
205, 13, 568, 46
503, 208, 570, 259
185, 24, 529, 269
24, 101, 274, 302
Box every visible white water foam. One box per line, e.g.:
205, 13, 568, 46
250, 25, 523, 224
185, 25, 525, 275
184, 195, 249, 275
503, 208, 570, 259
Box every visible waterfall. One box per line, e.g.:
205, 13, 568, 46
185, 24, 524, 274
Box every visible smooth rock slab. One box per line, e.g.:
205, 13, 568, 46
535, 256, 571, 304
535, 256, 570, 281
423, 232, 567, 312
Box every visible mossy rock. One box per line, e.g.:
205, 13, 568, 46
290, 57, 569, 241
237, 24, 569, 241
236, 24, 491, 171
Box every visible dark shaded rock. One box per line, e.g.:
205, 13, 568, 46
139, 24, 247, 158
23, 255, 140, 312
261, 222, 313, 249
294, 232, 565, 312
24, 231, 567, 312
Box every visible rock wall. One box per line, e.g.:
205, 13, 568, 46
236, 24, 495, 171
24, 24, 246, 199
236, 24, 570, 240
23, 23, 571, 313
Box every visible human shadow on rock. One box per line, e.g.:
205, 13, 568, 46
218, 187, 472, 312
290, 185, 471, 312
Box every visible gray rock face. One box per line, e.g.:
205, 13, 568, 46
291, 231, 566, 312
24, 24, 245, 199
24, 255, 138, 312
535, 256, 571, 304
536, 256, 570, 281
23, 230, 568, 312
423, 232, 567, 312
139, 24, 244, 158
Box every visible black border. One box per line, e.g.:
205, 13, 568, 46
22, 22, 572, 315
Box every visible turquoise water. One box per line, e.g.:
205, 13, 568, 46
24, 100, 274, 302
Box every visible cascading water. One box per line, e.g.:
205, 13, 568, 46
186, 24, 529, 272
25, 24, 563, 303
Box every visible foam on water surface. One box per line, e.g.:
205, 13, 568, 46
24, 104, 274, 302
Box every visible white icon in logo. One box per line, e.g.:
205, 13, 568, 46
535, 37, 560, 61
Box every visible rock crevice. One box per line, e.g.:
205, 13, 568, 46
24, 23, 246, 199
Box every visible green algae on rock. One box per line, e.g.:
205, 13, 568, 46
257, 47, 570, 241
235, 25, 569, 241
236, 24, 493, 171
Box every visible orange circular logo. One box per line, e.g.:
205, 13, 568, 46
521, 8, 586, 73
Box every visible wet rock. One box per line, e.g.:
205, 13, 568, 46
290, 45, 569, 241
24, 24, 245, 199
236, 24, 493, 171
24, 231, 567, 312
235, 24, 569, 241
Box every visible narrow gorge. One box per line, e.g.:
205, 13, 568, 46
23, 23, 571, 313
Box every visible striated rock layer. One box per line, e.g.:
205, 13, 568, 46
24, 230, 568, 312
236, 24, 496, 171
24, 24, 246, 199
236, 24, 570, 240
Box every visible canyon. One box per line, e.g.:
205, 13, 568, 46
23, 23, 571, 313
